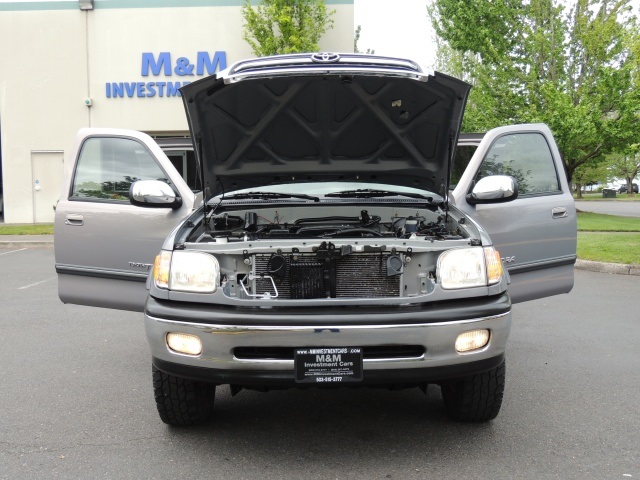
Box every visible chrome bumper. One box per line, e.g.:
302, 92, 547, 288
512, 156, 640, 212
145, 310, 512, 383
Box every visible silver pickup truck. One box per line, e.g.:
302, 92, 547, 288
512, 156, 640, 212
55, 53, 576, 426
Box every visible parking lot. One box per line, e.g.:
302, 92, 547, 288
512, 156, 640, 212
1, 245, 638, 479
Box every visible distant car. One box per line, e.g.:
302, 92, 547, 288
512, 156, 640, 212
618, 183, 639, 194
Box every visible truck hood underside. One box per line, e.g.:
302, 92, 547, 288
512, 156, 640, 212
181, 58, 470, 200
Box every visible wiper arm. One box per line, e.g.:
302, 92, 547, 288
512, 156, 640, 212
326, 189, 437, 202
223, 191, 320, 202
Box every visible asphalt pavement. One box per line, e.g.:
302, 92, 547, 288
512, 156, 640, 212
0, 246, 638, 479
574, 200, 640, 217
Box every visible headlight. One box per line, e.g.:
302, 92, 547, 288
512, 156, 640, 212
153, 251, 220, 293
438, 246, 503, 289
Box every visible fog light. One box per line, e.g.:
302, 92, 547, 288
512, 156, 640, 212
455, 329, 490, 353
166, 333, 202, 356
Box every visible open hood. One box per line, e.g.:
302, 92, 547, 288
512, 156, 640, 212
180, 53, 470, 201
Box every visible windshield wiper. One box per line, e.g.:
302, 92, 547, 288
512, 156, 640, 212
325, 189, 438, 203
223, 191, 320, 202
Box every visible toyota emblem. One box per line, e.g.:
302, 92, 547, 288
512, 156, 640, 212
311, 52, 341, 64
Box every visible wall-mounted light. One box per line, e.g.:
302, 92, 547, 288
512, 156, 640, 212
79, 0, 93, 10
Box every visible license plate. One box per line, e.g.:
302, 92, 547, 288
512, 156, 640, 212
294, 347, 363, 384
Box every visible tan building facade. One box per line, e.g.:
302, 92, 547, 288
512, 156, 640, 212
0, 0, 354, 223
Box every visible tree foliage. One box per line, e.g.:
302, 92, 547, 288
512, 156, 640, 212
242, 0, 335, 57
429, 0, 640, 184
605, 145, 640, 195
572, 159, 610, 198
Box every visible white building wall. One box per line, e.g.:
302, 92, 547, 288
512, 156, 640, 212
0, 9, 89, 223
0, 1, 354, 224
86, 6, 252, 132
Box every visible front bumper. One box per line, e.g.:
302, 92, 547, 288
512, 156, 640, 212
145, 293, 512, 387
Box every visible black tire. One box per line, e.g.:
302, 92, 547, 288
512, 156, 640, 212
152, 365, 216, 426
440, 360, 505, 422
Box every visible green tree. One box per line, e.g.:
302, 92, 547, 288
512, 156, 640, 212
605, 146, 640, 196
242, 0, 335, 56
572, 159, 610, 198
429, 0, 640, 184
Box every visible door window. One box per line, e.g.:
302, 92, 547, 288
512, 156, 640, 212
71, 137, 168, 201
475, 133, 560, 195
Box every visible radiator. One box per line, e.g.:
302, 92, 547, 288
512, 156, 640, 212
253, 253, 401, 299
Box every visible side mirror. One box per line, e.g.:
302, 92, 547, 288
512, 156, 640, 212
129, 180, 182, 208
466, 175, 518, 205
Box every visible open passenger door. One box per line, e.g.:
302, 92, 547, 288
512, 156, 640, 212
55, 129, 197, 312
451, 124, 577, 303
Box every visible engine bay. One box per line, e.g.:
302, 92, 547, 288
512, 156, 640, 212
176, 204, 482, 302
196, 207, 469, 243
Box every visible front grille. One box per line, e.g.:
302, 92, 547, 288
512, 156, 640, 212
234, 345, 425, 361
253, 253, 401, 299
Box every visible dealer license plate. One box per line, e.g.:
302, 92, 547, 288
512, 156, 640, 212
294, 347, 363, 384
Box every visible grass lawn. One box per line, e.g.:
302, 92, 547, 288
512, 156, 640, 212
576, 212, 640, 264
578, 232, 640, 265
577, 212, 640, 232
0, 224, 54, 235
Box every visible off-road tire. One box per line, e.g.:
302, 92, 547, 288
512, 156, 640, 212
152, 365, 216, 426
440, 360, 505, 422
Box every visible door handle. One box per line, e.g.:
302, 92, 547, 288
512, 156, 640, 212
65, 214, 84, 226
552, 207, 567, 219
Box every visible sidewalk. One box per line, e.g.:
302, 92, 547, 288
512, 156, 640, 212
1, 234, 638, 276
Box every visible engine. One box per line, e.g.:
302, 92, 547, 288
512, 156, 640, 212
203, 209, 465, 241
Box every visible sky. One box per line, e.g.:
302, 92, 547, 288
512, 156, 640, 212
353, 0, 436, 71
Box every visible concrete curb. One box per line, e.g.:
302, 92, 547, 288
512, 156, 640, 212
0, 235, 54, 248
0, 242, 54, 249
1, 236, 639, 276
575, 259, 640, 276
